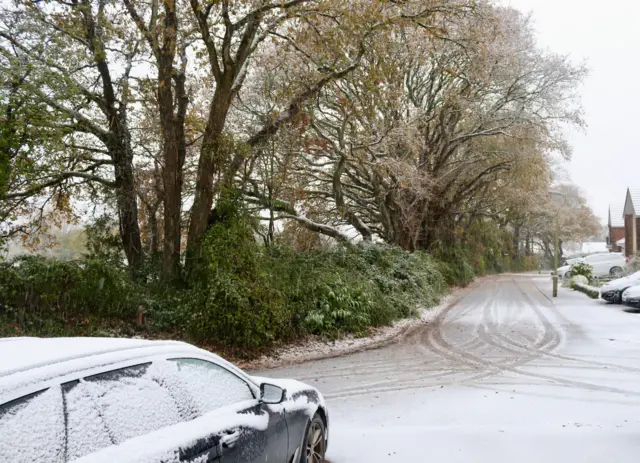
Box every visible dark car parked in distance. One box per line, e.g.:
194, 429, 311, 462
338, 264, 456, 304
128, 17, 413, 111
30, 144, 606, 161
0, 337, 328, 463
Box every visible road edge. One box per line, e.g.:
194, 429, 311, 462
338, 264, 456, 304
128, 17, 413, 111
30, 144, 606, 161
242, 279, 481, 371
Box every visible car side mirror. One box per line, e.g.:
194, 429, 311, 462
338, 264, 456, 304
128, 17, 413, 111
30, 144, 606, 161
260, 383, 285, 404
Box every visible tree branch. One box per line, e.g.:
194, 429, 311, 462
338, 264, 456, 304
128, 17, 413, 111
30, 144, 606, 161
4, 161, 116, 200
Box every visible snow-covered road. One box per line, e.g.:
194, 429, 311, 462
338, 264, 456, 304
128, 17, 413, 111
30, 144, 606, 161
260, 275, 640, 462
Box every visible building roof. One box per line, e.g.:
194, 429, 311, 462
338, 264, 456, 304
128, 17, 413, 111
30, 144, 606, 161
609, 202, 625, 227
624, 188, 640, 216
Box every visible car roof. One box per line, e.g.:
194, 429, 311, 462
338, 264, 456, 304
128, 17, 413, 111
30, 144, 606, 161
0, 337, 224, 401
585, 252, 621, 258
0, 337, 181, 378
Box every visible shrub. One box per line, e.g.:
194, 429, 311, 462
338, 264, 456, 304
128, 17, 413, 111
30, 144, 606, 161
571, 262, 594, 281
521, 256, 540, 272
0, 255, 142, 335
625, 257, 640, 275
183, 206, 452, 350
570, 275, 589, 287
572, 281, 600, 299
184, 205, 292, 350
432, 245, 475, 286
0, 201, 475, 353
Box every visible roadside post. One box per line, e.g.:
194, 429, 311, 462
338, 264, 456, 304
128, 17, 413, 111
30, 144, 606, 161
550, 190, 566, 297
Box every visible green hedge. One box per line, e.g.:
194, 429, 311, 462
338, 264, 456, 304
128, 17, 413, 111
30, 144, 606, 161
571, 281, 600, 299
0, 210, 477, 352
0, 255, 143, 336
182, 211, 453, 350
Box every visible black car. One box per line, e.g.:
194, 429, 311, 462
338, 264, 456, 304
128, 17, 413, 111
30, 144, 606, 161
600, 273, 640, 304
0, 337, 328, 463
601, 289, 622, 303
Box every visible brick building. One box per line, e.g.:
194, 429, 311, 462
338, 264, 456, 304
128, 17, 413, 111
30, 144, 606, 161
608, 203, 625, 252
623, 189, 640, 257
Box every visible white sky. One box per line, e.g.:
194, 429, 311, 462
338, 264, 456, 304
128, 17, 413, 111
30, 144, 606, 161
503, 0, 640, 224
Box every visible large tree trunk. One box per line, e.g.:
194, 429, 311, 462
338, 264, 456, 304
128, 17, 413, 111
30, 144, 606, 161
186, 89, 233, 261
80, 1, 143, 273
417, 203, 440, 251
108, 112, 143, 273
160, 116, 183, 280
512, 225, 521, 261
148, 207, 159, 255
155, 7, 188, 282
333, 156, 372, 241
112, 139, 143, 272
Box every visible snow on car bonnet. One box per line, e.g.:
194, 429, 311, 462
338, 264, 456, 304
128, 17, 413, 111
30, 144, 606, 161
602, 271, 640, 291
623, 286, 640, 297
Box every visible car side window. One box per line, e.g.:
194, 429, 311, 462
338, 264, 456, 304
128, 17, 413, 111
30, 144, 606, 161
81, 363, 183, 446
62, 380, 114, 461
0, 388, 65, 463
169, 358, 255, 416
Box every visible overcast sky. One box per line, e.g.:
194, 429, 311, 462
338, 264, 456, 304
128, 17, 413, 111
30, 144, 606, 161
502, 0, 639, 224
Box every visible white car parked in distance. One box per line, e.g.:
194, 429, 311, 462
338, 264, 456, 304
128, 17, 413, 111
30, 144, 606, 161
561, 252, 628, 279
556, 257, 584, 279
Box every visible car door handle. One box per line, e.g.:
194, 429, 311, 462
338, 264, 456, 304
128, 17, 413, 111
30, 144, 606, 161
220, 430, 240, 449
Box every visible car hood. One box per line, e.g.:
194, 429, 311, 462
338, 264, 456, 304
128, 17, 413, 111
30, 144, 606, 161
557, 265, 571, 273
623, 286, 640, 299
602, 275, 640, 292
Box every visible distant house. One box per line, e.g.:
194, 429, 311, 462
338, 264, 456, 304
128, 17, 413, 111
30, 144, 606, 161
608, 203, 625, 252
581, 242, 608, 254
623, 189, 640, 257
617, 238, 626, 255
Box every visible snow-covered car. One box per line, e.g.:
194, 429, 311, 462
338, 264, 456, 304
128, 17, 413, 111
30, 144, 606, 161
561, 253, 628, 279
622, 285, 640, 308
0, 337, 328, 463
600, 271, 640, 303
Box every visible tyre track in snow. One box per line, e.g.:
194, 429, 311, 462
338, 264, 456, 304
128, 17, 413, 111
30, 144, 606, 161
323, 278, 545, 398
264, 275, 640, 400
411, 277, 640, 398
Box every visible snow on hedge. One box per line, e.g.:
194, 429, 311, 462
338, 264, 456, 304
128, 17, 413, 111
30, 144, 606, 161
572, 281, 600, 299
570, 275, 589, 286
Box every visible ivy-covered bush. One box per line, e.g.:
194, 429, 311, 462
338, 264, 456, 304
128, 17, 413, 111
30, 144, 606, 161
0, 255, 142, 335
0, 202, 476, 353
183, 208, 453, 350
571, 280, 600, 299
571, 262, 594, 281
570, 275, 589, 287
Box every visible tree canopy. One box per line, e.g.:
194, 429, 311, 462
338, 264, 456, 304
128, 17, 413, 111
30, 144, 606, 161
0, 0, 599, 278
